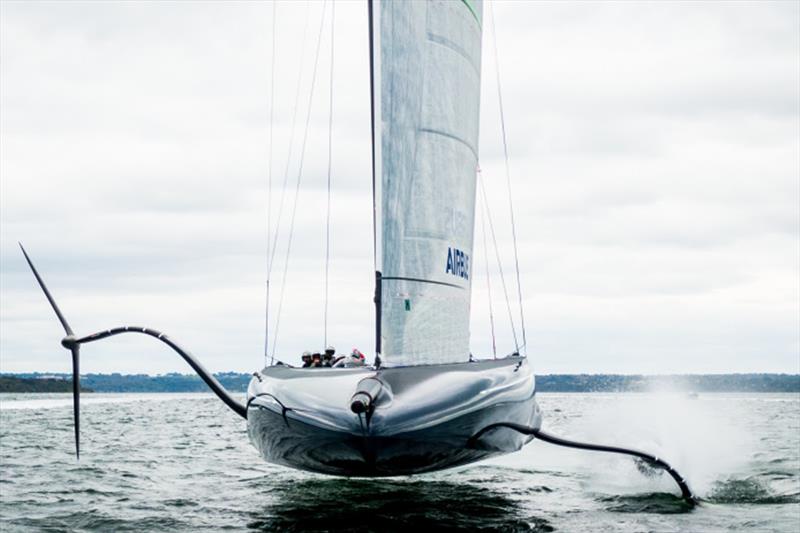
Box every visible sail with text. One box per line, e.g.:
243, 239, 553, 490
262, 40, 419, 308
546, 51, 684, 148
373, 0, 483, 365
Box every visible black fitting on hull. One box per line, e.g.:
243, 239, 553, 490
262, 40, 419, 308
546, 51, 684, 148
349, 377, 384, 420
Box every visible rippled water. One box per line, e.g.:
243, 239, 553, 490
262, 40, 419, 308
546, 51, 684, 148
1, 392, 798, 531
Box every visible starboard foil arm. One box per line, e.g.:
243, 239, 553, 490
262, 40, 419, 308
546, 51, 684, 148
19, 243, 247, 459
468, 422, 697, 505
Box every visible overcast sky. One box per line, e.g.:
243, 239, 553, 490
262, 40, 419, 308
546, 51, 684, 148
1, 0, 798, 375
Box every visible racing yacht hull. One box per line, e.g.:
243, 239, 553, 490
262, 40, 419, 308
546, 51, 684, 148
246, 357, 541, 476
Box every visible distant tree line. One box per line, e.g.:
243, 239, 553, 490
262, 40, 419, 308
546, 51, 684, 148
535, 373, 800, 393
1, 372, 798, 393
0, 376, 93, 393
2, 372, 251, 393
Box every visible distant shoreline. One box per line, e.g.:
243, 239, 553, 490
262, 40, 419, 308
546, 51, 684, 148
2, 372, 798, 394
0, 376, 94, 393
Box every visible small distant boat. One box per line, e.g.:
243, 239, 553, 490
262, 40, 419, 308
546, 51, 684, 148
21, 0, 696, 504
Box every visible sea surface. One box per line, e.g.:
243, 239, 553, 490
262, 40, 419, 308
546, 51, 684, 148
1, 392, 798, 532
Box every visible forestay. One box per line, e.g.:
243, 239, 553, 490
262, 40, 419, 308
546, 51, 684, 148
374, 0, 483, 366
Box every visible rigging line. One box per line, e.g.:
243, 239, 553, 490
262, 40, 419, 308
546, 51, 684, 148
271, 0, 328, 360
367, 0, 377, 272
490, 0, 528, 356
478, 171, 519, 353
478, 169, 497, 359
267, 0, 311, 279
266, 0, 277, 367
324, 0, 335, 349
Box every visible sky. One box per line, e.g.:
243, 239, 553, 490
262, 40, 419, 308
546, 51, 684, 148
1, 0, 798, 375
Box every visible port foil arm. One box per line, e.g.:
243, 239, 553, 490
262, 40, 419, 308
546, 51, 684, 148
468, 422, 697, 505
19, 243, 247, 461
76, 327, 247, 419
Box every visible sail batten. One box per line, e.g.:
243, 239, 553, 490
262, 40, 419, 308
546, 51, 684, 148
375, 0, 483, 366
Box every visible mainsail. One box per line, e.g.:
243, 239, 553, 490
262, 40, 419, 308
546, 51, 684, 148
372, 0, 483, 366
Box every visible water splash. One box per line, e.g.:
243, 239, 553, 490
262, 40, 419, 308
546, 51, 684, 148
545, 391, 758, 499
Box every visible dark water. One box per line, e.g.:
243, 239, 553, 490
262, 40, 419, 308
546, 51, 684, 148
1, 392, 798, 532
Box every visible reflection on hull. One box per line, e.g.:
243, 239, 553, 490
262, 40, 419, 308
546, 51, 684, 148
246, 357, 541, 476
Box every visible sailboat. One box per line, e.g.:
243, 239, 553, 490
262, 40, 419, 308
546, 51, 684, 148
20, 0, 696, 504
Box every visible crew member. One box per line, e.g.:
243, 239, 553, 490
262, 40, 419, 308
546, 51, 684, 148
323, 346, 336, 367
350, 349, 366, 367
334, 349, 366, 368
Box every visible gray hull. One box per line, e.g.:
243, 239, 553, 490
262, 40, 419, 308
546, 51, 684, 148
246, 357, 541, 476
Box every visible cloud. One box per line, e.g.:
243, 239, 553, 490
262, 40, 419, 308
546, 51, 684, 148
1, 1, 797, 374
